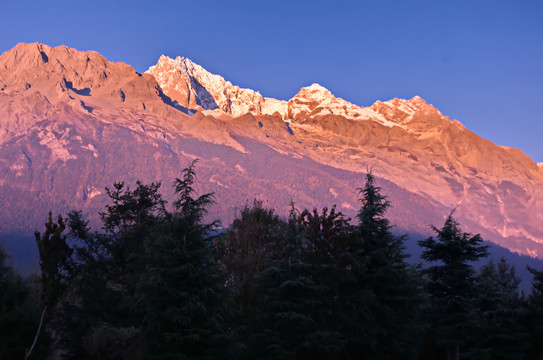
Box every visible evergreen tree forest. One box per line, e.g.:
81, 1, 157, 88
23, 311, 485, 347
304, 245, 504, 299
2, 161, 543, 359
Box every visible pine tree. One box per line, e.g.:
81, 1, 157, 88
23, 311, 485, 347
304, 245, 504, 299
351, 172, 423, 359
220, 200, 287, 322
99, 180, 166, 288
46, 191, 158, 358
418, 213, 489, 360
296, 204, 355, 358
34, 163, 229, 359
61, 182, 166, 359
37, 182, 167, 359
474, 257, 526, 359
137, 160, 229, 359
29, 162, 234, 358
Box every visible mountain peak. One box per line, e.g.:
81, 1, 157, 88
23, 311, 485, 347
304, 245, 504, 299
291, 83, 334, 103
408, 95, 429, 107
302, 83, 331, 93
10, 41, 51, 53
0, 43, 178, 124
0, 42, 114, 81
0, 42, 52, 70
147, 55, 279, 117
156, 54, 172, 63
368, 95, 443, 127
12, 41, 50, 53
154, 55, 198, 71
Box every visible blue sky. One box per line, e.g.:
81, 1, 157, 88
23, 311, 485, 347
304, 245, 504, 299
2, 0, 542, 161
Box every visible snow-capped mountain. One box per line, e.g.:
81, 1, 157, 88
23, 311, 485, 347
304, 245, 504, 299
146, 55, 450, 132
2, 42, 543, 261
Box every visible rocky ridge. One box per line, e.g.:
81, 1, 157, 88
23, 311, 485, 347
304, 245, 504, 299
146, 55, 444, 131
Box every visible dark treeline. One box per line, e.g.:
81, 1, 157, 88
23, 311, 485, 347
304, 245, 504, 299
2, 161, 543, 360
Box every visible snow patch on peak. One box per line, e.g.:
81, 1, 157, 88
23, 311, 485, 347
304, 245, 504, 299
154, 55, 194, 68
370, 95, 442, 126
291, 83, 335, 104
156, 54, 170, 62
410, 95, 425, 103
303, 83, 331, 92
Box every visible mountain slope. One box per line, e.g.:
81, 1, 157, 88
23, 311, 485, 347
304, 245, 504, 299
1, 43, 543, 259
147, 52, 543, 257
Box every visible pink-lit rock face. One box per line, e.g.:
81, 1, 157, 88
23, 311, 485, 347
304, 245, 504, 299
146, 55, 285, 117
2, 42, 543, 258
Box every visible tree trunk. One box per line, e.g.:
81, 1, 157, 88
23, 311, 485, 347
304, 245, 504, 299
25, 305, 47, 360
446, 344, 460, 360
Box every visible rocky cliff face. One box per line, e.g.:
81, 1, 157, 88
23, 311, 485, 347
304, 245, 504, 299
146, 55, 287, 117
2, 43, 543, 258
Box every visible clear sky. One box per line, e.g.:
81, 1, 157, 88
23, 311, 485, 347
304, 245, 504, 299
2, 0, 542, 161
